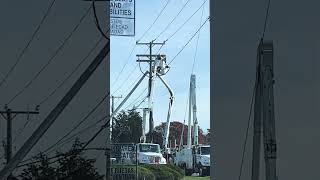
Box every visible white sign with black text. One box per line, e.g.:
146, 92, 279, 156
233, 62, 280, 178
110, 0, 135, 36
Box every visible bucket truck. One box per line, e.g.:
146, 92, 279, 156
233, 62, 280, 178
137, 54, 174, 164
174, 74, 210, 176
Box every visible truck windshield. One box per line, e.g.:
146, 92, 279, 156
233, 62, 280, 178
139, 144, 160, 153
201, 147, 210, 155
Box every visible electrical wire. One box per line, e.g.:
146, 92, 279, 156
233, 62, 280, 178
19, 114, 108, 164
44, 116, 108, 156
6, 5, 92, 105
38, 36, 104, 106
154, 0, 193, 41
10, 36, 103, 156
261, 0, 271, 41
155, 0, 207, 54
111, 47, 148, 94
40, 92, 109, 155
112, 64, 139, 95
191, 0, 205, 74
238, 1, 272, 179
137, 0, 171, 42
0, 0, 57, 89
17, 144, 108, 168
124, 87, 147, 110
168, 16, 210, 65
165, 0, 208, 42
92, 0, 109, 40
135, 95, 148, 109
111, 45, 137, 88
12, 109, 38, 144
238, 66, 258, 180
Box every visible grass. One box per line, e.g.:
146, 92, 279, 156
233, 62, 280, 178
183, 177, 210, 180
112, 164, 210, 180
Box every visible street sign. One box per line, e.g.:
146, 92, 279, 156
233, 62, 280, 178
110, 18, 135, 36
110, 143, 137, 180
110, 0, 135, 36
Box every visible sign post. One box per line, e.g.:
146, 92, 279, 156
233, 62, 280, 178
110, 0, 135, 36
110, 143, 138, 180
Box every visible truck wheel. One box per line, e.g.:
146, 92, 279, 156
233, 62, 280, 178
199, 167, 204, 177
205, 169, 210, 176
184, 167, 192, 176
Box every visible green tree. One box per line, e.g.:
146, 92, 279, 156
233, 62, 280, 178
18, 140, 104, 180
111, 109, 142, 143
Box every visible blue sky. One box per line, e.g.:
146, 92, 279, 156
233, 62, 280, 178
110, 0, 210, 133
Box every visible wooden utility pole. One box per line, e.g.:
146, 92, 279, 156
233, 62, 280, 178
110, 95, 122, 138
111, 95, 122, 114
0, 105, 39, 180
136, 41, 165, 142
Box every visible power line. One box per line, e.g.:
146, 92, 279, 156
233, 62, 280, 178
113, 49, 148, 94
92, 0, 109, 40
261, 0, 271, 41
137, 0, 171, 42
238, 67, 258, 180
52, 117, 106, 149
135, 95, 148, 109
0, 0, 57, 89
18, 91, 109, 163
6, 5, 92, 105
40, 92, 109, 155
154, 0, 193, 41
112, 64, 139, 95
155, 0, 207, 54
12, 105, 39, 144
238, 1, 272, 179
191, 0, 205, 73
38, 36, 103, 106
168, 16, 210, 65
17, 145, 109, 168
110, 44, 137, 88
124, 87, 147, 110
10, 36, 102, 154
165, 0, 208, 42
19, 115, 107, 164
111, 44, 149, 91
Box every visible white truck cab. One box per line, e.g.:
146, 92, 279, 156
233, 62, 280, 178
195, 145, 210, 176
136, 143, 167, 164
174, 144, 210, 176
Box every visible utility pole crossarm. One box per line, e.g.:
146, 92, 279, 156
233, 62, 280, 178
136, 41, 165, 46
0, 107, 40, 180
136, 54, 159, 57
